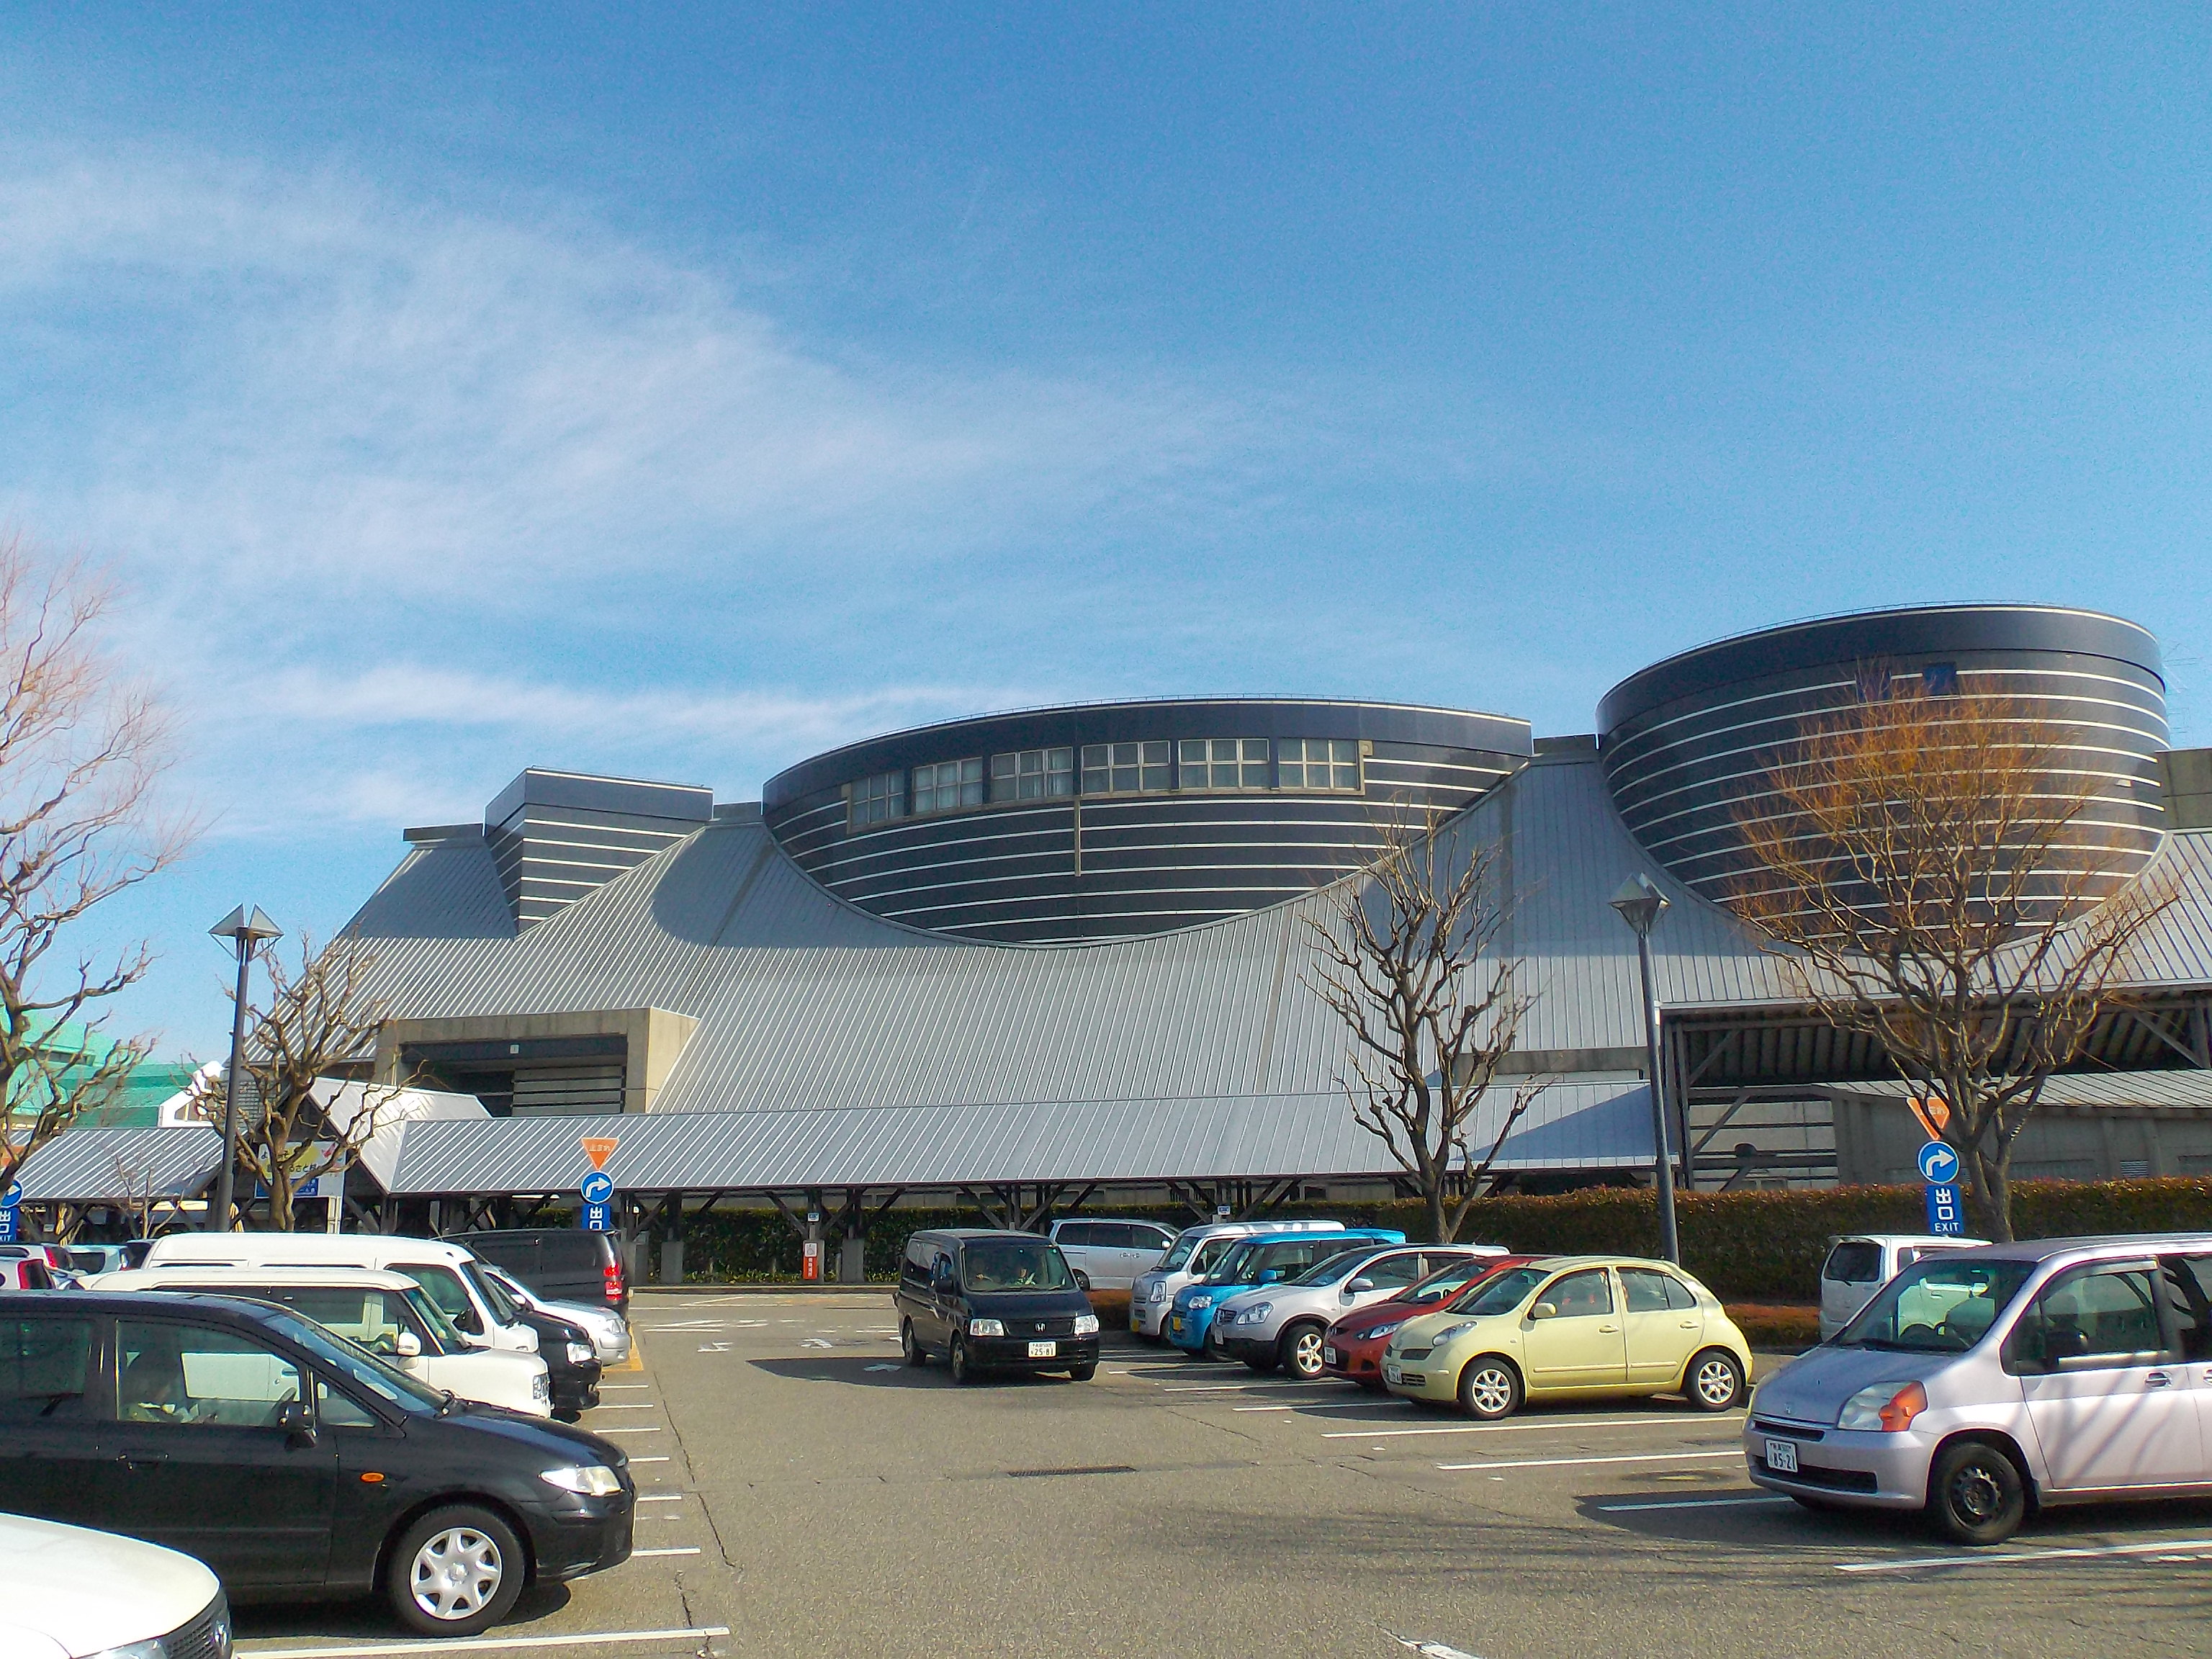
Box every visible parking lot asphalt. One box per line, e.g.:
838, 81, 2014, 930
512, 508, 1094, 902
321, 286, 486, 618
236, 1291, 2212, 1659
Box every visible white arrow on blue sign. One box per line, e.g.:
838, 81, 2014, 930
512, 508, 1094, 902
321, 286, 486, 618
1916, 1141, 1961, 1186
579, 1170, 615, 1205
0, 1181, 22, 1210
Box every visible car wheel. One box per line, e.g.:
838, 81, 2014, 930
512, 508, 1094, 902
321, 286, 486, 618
901, 1318, 927, 1366
385, 1505, 525, 1637
1685, 1349, 1745, 1412
1457, 1356, 1522, 1421
1280, 1322, 1328, 1380
1929, 1439, 2026, 1546
950, 1335, 978, 1385
1069, 1362, 1097, 1381
552, 1408, 581, 1424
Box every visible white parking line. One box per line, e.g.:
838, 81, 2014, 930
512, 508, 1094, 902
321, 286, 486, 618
601, 1383, 651, 1390
1159, 1383, 1315, 1394
593, 1403, 662, 1411
599, 1426, 664, 1434
629, 1455, 670, 1463
1234, 1403, 1410, 1414
632, 1546, 703, 1557
1836, 1537, 2212, 1574
239, 1627, 729, 1658
1596, 1496, 1794, 1513
1329, 1415, 1739, 1440
1437, 1449, 1741, 1473
637, 1493, 686, 1503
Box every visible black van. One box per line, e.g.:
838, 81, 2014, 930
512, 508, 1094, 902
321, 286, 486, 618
894, 1229, 1100, 1383
456, 1228, 627, 1315
0, 1291, 634, 1635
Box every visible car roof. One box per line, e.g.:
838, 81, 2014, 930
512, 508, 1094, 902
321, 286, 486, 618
912, 1228, 1051, 1244
1828, 1233, 1991, 1249
1923, 1232, 2212, 1265
0, 1287, 300, 1323
96, 1264, 418, 1290
1053, 1216, 1169, 1228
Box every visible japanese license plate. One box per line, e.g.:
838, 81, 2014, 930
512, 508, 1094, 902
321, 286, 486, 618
1323, 1345, 1339, 1365
1383, 1362, 1402, 1385
1028, 1340, 1057, 1358
1169, 1317, 1184, 1336
1765, 1438, 1799, 1475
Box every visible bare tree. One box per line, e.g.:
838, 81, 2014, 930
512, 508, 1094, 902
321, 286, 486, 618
0, 541, 186, 1192
1722, 678, 2180, 1241
1309, 806, 1546, 1243
188, 935, 405, 1231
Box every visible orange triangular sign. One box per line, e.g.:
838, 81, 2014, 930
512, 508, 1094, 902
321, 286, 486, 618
580, 1136, 620, 1172
1906, 1097, 1950, 1141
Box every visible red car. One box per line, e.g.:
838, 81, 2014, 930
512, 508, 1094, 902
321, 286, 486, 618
1322, 1254, 1539, 1388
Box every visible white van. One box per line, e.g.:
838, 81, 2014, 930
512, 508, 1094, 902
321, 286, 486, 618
1046, 1218, 1179, 1291
1129, 1220, 1349, 1339
91, 1264, 554, 1416
141, 1233, 541, 1356
1819, 1233, 1990, 1338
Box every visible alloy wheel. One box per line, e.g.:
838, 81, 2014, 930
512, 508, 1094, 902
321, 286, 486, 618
1693, 1354, 1741, 1408
1462, 1363, 1516, 1418
409, 1527, 504, 1621
1288, 1327, 1325, 1378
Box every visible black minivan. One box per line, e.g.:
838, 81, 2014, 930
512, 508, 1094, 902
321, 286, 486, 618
0, 1291, 634, 1635
457, 1228, 627, 1315
894, 1230, 1100, 1384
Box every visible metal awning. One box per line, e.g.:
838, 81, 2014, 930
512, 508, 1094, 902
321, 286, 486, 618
15, 1125, 223, 1203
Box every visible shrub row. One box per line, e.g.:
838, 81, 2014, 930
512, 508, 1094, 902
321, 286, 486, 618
662, 1177, 2212, 1304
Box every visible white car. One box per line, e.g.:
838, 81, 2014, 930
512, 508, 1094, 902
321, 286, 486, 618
142, 1233, 541, 1357
0, 1512, 230, 1659
1211, 1243, 1504, 1377
1046, 1218, 1179, 1292
90, 1264, 554, 1417
1129, 1220, 1349, 1339
478, 1262, 631, 1364
1819, 1233, 1990, 1339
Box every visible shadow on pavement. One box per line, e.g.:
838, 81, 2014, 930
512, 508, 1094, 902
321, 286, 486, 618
749, 1355, 1093, 1390
232, 1583, 572, 1641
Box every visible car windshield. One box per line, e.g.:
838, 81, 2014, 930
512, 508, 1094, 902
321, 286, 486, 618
1206, 1241, 1263, 1284
1835, 1257, 2036, 1352
1159, 1233, 1203, 1272
1403, 1259, 1494, 1305
246, 1305, 449, 1415
1450, 1265, 1547, 1317
483, 1264, 541, 1310
1289, 1248, 1376, 1287
463, 1261, 522, 1323
962, 1240, 1074, 1292
403, 1285, 470, 1349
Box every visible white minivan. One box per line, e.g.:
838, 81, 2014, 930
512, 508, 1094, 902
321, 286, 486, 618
92, 1264, 555, 1416
1819, 1233, 1990, 1339
1130, 1220, 1349, 1339
1046, 1218, 1179, 1291
142, 1233, 541, 1356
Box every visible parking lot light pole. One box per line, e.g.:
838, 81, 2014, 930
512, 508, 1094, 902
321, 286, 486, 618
1611, 875, 1678, 1264
207, 905, 282, 1233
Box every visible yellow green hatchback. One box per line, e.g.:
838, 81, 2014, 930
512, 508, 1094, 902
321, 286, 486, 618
1381, 1256, 1752, 1419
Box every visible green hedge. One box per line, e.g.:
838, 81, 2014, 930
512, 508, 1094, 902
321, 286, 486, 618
661, 1178, 2212, 1303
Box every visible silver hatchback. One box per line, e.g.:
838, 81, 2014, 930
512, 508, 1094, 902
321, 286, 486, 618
1748, 1233, 2212, 1543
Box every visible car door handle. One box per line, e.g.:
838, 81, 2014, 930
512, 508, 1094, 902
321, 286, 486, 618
1598, 1324, 1619, 1334
117, 1453, 168, 1471
2145, 1372, 2173, 1388
1679, 1320, 1700, 1328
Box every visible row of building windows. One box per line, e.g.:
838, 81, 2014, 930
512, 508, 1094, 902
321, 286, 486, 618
842, 737, 1370, 830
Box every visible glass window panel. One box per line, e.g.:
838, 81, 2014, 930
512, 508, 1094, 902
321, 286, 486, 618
118, 1321, 307, 1429
1279, 738, 1362, 791
846, 770, 904, 829
0, 1317, 93, 1422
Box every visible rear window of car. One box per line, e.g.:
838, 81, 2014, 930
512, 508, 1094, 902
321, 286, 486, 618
1823, 1241, 1884, 1285
0, 1316, 94, 1420
1056, 1223, 1102, 1247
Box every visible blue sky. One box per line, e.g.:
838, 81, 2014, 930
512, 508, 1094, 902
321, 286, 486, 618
1, 4, 2207, 1058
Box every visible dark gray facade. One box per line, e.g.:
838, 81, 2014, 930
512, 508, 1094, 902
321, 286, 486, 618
761, 698, 1532, 943
1598, 605, 2170, 910
479, 768, 714, 930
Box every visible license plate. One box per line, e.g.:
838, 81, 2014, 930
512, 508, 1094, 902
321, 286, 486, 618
1383, 1363, 1402, 1385
1028, 1340, 1057, 1358
1323, 1345, 1339, 1365
1765, 1437, 1799, 1475
1169, 1317, 1184, 1335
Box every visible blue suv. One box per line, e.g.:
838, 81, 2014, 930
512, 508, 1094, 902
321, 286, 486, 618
1166, 1228, 1406, 1356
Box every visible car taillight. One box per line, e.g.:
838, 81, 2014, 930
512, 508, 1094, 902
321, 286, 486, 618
604, 1259, 624, 1302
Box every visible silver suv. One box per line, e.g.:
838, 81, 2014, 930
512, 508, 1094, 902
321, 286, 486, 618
1748, 1233, 2212, 1543
1129, 1221, 1346, 1339
1213, 1244, 1503, 1377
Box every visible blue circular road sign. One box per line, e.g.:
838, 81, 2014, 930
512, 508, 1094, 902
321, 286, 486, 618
0, 1180, 21, 1210
1917, 1141, 1961, 1186
579, 1170, 615, 1205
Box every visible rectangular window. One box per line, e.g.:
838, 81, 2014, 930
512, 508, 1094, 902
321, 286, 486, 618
991, 747, 1075, 801
845, 770, 904, 830
118, 1320, 309, 1428
912, 757, 985, 814
1080, 741, 1172, 794
1178, 737, 1270, 789
0, 1316, 93, 1422
1278, 738, 1362, 791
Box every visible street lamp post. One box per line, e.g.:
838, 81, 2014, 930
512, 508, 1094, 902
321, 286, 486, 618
1611, 874, 1678, 1264
207, 905, 282, 1232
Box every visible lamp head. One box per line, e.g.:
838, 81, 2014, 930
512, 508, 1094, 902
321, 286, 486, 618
209, 905, 283, 948
1609, 873, 1669, 938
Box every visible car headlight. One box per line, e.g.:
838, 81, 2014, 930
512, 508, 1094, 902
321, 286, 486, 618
1187, 1293, 1214, 1310
539, 1463, 624, 1496
1357, 1320, 1405, 1342
1838, 1380, 1928, 1432
89, 1642, 166, 1659
1427, 1322, 1474, 1347
1236, 1302, 1274, 1325
566, 1341, 596, 1365
968, 1317, 1006, 1337
1074, 1313, 1100, 1335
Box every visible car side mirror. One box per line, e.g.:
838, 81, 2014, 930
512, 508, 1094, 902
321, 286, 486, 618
1346, 1278, 1376, 1295
395, 1330, 423, 1358
276, 1398, 315, 1445
1531, 1302, 1559, 1321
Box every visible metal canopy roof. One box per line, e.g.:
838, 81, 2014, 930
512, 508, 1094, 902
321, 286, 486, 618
16, 1125, 222, 1202
382, 1081, 1653, 1196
